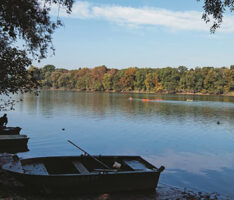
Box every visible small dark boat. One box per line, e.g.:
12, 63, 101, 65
2, 155, 165, 194
0, 135, 29, 151
0, 127, 21, 135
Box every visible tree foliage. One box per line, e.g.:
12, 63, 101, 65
0, 0, 73, 60
0, 41, 38, 95
198, 0, 234, 32
0, 0, 73, 110
31, 65, 234, 95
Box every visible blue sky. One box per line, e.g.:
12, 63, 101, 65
35, 0, 234, 69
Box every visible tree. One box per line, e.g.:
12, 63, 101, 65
28, 66, 41, 81
178, 66, 188, 92
204, 68, 217, 93
185, 70, 196, 92
40, 65, 56, 79
76, 68, 91, 90
40, 65, 56, 87
90, 66, 107, 91
57, 73, 72, 88
158, 67, 180, 93
194, 67, 204, 92
102, 73, 112, 90
0, 0, 73, 110
134, 69, 151, 91
0, 44, 39, 110
178, 66, 188, 74
0, 44, 38, 95
144, 73, 162, 93
119, 68, 137, 91
198, 0, 234, 33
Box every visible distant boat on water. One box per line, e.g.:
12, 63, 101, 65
141, 98, 163, 102
141, 99, 151, 102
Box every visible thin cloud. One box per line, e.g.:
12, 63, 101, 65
55, 1, 234, 33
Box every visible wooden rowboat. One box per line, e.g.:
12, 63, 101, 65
0, 135, 29, 152
0, 127, 21, 135
2, 155, 165, 194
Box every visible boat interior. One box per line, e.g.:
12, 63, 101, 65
0, 135, 28, 139
20, 156, 155, 175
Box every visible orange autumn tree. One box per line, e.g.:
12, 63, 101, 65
145, 73, 163, 92
91, 66, 108, 91
119, 68, 137, 91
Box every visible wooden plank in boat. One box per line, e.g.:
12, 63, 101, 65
73, 161, 89, 174
124, 160, 150, 170
4, 161, 24, 173
23, 163, 48, 175
0, 135, 28, 139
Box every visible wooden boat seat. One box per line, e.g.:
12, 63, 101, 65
123, 160, 149, 171
73, 161, 89, 174
23, 162, 48, 175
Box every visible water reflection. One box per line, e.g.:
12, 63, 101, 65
146, 151, 234, 175
21, 91, 234, 128
8, 91, 234, 196
146, 151, 234, 195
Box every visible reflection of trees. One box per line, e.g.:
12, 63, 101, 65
22, 91, 234, 125
19, 93, 39, 115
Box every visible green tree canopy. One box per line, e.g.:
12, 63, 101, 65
0, 0, 73, 109
198, 0, 234, 32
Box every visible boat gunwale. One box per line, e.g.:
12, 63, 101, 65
5, 169, 159, 177
2, 155, 160, 177
0, 135, 29, 140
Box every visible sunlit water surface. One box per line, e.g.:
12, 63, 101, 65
4, 91, 234, 197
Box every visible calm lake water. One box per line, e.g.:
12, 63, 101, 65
5, 90, 234, 196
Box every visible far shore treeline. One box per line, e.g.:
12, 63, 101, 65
28, 65, 234, 95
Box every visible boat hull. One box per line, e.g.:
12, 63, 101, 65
0, 127, 21, 135
12, 170, 160, 193
0, 135, 29, 153
3, 156, 164, 194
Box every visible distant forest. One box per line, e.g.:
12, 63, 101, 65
29, 65, 234, 95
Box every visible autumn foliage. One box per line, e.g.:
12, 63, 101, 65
29, 65, 234, 95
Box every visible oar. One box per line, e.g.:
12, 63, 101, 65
67, 140, 110, 169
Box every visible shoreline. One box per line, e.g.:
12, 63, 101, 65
41, 88, 234, 97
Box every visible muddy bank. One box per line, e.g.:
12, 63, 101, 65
0, 154, 231, 200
